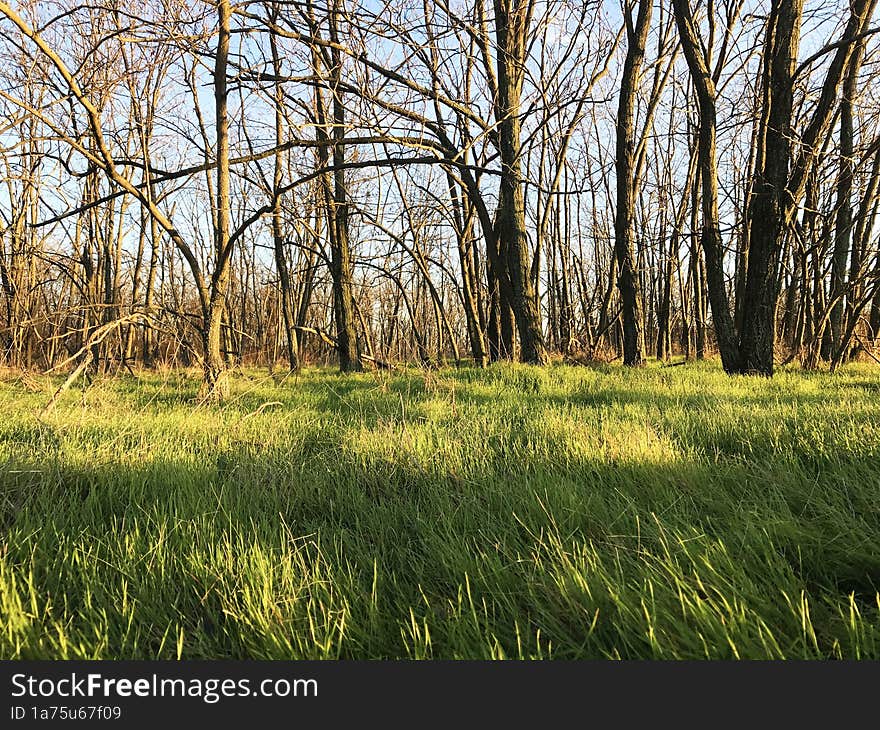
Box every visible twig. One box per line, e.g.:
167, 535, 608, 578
234, 401, 284, 425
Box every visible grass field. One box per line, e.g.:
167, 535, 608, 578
1, 361, 879, 659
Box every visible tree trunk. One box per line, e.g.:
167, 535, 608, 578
614, 0, 651, 366
493, 0, 548, 365
314, 1, 361, 372
672, 0, 741, 372
738, 0, 803, 375
269, 16, 300, 372
829, 45, 861, 359
204, 0, 233, 395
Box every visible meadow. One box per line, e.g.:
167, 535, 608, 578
1, 361, 879, 659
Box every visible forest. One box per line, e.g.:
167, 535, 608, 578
1, 0, 879, 660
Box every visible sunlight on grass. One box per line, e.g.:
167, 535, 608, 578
0, 361, 879, 658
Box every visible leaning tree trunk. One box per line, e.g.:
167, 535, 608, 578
672, 0, 741, 372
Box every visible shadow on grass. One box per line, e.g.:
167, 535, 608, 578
2, 418, 880, 659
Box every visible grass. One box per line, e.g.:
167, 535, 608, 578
1, 360, 879, 659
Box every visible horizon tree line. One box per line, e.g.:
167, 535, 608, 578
0, 0, 879, 395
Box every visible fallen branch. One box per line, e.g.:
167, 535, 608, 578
46, 313, 161, 374
42, 351, 94, 415
293, 325, 395, 370
41, 313, 160, 414
292, 325, 338, 348
855, 334, 880, 365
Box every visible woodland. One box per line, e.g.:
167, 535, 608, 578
1, 0, 879, 660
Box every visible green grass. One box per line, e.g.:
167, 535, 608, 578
1, 360, 879, 659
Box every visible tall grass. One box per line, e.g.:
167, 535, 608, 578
1, 361, 879, 658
